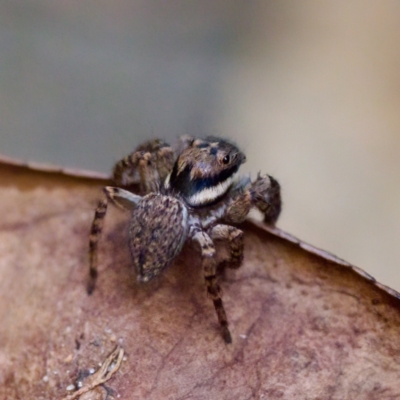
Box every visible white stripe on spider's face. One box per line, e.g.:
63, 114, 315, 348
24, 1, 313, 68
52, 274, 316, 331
186, 172, 237, 207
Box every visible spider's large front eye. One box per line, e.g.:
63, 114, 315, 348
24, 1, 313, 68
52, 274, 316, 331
222, 154, 230, 164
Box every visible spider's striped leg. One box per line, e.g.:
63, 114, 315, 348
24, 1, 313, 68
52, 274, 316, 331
192, 229, 232, 344
112, 139, 175, 193
88, 195, 108, 295
88, 187, 141, 294
210, 224, 244, 270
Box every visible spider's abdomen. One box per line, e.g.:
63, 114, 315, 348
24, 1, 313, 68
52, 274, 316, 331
129, 193, 188, 282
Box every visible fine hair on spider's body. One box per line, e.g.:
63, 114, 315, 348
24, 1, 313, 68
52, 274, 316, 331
88, 136, 281, 343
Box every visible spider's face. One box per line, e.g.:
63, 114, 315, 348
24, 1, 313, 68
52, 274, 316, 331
165, 137, 246, 207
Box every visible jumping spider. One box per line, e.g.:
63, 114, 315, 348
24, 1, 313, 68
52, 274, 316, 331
88, 136, 281, 343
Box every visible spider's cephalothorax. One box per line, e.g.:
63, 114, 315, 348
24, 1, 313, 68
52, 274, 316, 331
165, 137, 246, 207
88, 136, 281, 343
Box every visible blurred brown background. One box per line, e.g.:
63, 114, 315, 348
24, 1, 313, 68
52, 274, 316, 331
0, 2, 399, 289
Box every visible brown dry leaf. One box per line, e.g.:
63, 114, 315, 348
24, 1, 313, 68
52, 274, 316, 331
1, 159, 400, 400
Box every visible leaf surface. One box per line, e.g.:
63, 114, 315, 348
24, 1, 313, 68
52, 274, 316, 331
1, 160, 400, 399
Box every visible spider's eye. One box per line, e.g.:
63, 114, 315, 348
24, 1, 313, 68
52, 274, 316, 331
222, 155, 230, 165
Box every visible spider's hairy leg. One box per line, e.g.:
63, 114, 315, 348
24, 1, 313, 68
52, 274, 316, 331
88, 187, 141, 294
174, 134, 195, 153
226, 174, 282, 225
209, 224, 244, 270
88, 197, 107, 294
192, 230, 232, 344
253, 174, 281, 225
112, 139, 175, 193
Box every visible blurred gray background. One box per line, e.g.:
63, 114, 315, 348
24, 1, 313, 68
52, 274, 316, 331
1, 1, 399, 289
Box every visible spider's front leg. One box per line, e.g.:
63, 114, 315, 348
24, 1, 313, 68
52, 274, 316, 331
191, 229, 232, 344
209, 224, 244, 270
226, 174, 282, 225
253, 174, 281, 224
88, 187, 141, 294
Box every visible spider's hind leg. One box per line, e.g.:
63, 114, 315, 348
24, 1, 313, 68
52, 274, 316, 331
192, 230, 232, 344
112, 139, 175, 193
88, 187, 141, 295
